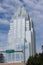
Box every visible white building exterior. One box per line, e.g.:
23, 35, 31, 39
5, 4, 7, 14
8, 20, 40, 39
7, 7, 36, 63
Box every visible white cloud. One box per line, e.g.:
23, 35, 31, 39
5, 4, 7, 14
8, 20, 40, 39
0, 6, 6, 13
0, 19, 9, 24
0, 0, 43, 52
0, 33, 8, 46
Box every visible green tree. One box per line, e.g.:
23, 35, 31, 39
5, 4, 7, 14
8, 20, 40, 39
0, 53, 4, 63
26, 53, 43, 65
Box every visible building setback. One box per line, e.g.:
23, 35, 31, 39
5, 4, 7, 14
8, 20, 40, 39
8, 7, 36, 63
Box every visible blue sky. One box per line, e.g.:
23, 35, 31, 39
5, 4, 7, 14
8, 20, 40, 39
0, 0, 43, 53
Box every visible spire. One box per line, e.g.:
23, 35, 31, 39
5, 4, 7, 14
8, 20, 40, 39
14, 6, 28, 18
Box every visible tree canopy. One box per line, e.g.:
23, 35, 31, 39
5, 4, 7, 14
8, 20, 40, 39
26, 53, 43, 65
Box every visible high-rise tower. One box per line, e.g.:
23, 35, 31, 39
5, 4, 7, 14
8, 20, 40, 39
8, 7, 36, 62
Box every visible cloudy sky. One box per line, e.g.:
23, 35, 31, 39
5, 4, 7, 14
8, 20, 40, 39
0, 0, 43, 53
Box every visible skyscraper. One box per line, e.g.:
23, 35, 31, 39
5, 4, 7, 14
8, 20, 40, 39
8, 7, 36, 63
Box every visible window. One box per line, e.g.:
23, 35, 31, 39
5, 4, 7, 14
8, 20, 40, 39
6, 53, 15, 63
16, 53, 20, 61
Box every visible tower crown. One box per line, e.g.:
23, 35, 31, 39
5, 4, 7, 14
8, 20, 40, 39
14, 7, 28, 18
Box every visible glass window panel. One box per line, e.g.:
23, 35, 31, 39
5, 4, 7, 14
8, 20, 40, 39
16, 53, 20, 61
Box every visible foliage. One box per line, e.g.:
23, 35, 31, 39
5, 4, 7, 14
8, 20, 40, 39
0, 53, 4, 63
26, 53, 43, 65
